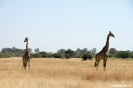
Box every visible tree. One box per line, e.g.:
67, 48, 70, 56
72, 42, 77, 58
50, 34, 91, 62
57, 49, 66, 54
0, 47, 24, 57
65, 49, 75, 57
90, 48, 97, 55
109, 48, 117, 57
75, 48, 89, 54
28, 48, 32, 52
81, 48, 88, 54
75, 48, 81, 54
34, 48, 40, 53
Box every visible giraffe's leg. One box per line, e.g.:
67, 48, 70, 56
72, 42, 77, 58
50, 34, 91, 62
94, 62, 97, 67
94, 55, 98, 67
28, 58, 30, 71
25, 66, 26, 71
23, 64, 26, 71
24, 59, 27, 71
96, 60, 100, 70
103, 57, 107, 71
95, 54, 101, 70
24, 63, 26, 71
95, 55, 100, 70
22, 57, 26, 71
95, 58, 100, 70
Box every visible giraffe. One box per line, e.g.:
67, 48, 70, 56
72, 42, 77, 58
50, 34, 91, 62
94, 31, 115, 71
22, 37, 30, 71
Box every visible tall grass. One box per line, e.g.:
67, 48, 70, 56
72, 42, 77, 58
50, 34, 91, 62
0, 57, 133, 88
85, 70, 133, 81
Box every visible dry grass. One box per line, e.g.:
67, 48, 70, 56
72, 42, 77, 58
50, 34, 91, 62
0, 57, 133, 88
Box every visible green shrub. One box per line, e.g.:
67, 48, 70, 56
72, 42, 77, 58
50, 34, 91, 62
82, 53, 93, 60
52, 53, 62, 58
32, 53, 42, 58
39, 52, 49, 58
115, 51, 131, 59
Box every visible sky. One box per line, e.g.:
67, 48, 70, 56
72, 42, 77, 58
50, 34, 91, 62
0, 0, 133, 53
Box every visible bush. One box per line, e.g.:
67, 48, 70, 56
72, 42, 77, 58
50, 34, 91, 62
39, 52, 49, 58
131, 54, 133, 59
82, 53, 93, 60
74, 54, 82, 58
0, 53, 10, 58
115, 51, 131, 59
32, 53, 42, 58
52, 53, 62, 58
64, 54, 71, 59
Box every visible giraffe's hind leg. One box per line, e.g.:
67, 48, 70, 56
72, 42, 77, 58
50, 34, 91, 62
22, 58, 27, 71
23, 63, 27, 71
95, 58, 100, 70
28, 58, 30, 70
95, 60, 100, 70
103, 57, 107, 71
22, 64, 26, 71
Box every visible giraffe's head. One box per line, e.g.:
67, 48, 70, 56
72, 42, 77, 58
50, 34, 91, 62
109, 31, 115, 38
24, 37, 28, 42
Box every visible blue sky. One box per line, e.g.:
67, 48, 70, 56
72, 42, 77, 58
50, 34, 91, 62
0, 0, 133, 53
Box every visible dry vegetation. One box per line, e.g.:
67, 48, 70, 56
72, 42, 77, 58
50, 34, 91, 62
0, 57, 133, 88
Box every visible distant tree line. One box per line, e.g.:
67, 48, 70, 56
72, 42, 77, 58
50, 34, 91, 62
0, 47, 133, 60
31, 48, 96, 60
109, 48, 133, 59
0, 47, 96, 60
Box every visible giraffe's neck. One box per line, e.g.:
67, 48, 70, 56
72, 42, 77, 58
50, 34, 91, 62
25, 40, 30, 56
104, 34, 110, 52
26, 41, 28, 51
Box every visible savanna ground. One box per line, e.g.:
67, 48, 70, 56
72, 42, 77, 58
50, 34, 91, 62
0, 57, 133, 88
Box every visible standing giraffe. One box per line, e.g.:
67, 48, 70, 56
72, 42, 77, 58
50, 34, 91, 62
94, 31, 115, 71
22, 37, 30, 71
